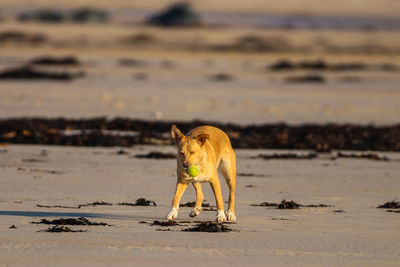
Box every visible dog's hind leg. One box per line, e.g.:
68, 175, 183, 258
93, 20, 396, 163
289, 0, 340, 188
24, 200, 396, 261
189, 182, 203, 217
218, 149, 237, 221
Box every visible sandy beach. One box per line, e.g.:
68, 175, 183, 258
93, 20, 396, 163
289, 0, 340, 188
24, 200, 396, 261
1, 1, 400, 265
1, 144, 399, 266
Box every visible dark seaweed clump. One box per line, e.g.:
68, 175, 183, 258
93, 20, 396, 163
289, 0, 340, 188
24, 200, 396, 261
0, 118, 399, 151
180, 201, 211, 208
285, 74, 326, 83
29, 56, 80, 66
182, 221, 233, 232
31, 217, 110, 226
152, 220, 179, 226
377, 200, 400, 209
252, 199, 331, 209
134, 151, 176, 159
0, 66, 84, 80
253, 152, 318, 160
118, 198, 157, 206
146, 2, 202, 27
39, 226, 87, 232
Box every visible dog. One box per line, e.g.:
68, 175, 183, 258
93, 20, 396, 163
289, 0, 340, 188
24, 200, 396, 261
166, 125, 236, 222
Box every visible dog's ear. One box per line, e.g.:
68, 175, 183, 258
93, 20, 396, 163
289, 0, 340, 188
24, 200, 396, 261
194, 133, 209, 147
171, 124, 184, 145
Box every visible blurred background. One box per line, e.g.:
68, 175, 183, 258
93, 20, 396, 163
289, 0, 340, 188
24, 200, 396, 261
0, 0, 399, 125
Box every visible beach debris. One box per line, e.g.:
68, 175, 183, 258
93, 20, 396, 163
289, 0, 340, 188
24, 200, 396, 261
0, 31, 47, 44
118, 198, 157, 206
269, 60, 296, 71
38, 226, 87, 233
134, 151, 176, 159
29, 56, 80, 66
19, 8, 109, 24
245, 184, 257, 188
333, 210, 345, 213
333, 152, 390, 161
182, 221, 234, 233
19, 9, 64, 23
9, 225, 17, 229
152, 220, 179, 226
146, 2, 202, 27
285, 74, 326, 83
0, 65, 84, 81
118, 58, 149, 67
116, 149, 129, 155
37, 199, 157, 209
22, 158, 47, 163
37, 201, 113, 209
278, 200, 301, 209
208, 73, 234, 82
377, 200, 400, 209
252, 199, 332, 209
269, 59, 368, 72
253, 153, 318, 160
123, 33, 157, 45
1, 118, 399, 151
69, 8, 109, 23
31, 217, 110, 226
17, 167, 63, 174
180, 201, 211, 207
387, 210, 400, 213
238, 173, 270, 177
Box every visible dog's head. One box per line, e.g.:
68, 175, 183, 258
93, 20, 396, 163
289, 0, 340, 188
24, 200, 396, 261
171, 124, 209, 169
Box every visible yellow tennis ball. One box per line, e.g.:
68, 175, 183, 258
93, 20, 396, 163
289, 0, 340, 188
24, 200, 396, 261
187, 165, 200, 177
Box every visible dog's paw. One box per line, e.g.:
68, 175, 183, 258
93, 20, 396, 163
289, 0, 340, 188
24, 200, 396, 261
216, 210, 227, 222
225, 210, 236, 221
166, 207, 178, 220
189, 206, 203, 217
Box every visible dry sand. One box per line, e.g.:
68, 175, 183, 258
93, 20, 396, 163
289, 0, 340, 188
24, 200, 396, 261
1, 3, 400, 265
0, 145, 399, 266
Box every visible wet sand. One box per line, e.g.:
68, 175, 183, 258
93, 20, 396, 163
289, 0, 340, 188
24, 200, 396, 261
0, 145, 399, 266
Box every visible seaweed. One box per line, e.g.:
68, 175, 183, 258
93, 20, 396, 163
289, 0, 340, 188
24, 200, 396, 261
182, 221, 234, 232
38, 226, 87, 233
118, 198, 157, 206
152, 220, 179, 226
252, 199, 332, 209
377, 200, 400, 209
134, 152, 176, 159
31, 217, 110, 226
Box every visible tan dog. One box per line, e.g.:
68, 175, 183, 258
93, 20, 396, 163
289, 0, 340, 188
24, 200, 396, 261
166, 125, 236, 222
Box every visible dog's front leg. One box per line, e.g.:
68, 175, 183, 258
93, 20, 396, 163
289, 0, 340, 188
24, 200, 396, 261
189, 182, 204, 217
166, 182, 188, 220
209, 177, 227, 222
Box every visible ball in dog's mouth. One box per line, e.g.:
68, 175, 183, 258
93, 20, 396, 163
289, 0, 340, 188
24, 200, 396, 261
186, 165, 200, 177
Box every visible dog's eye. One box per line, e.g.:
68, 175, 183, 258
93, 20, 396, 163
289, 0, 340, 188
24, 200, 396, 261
179, 152, 184, 156
190, 151, 195, 155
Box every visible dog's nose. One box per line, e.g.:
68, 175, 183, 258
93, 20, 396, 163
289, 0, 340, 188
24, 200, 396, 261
183, 161, 189, 169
